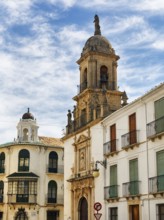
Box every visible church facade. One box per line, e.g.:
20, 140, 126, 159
63, 15, 127, 220
0, 109, 64, 220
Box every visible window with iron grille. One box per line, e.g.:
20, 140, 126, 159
49, 151, 58, 173
109, 207, 118, 220
18, 149, 30, 172
8, 179, 37, 203
157, 204, 164, 220
48, 180, 57, 203
0, 153, 5, 173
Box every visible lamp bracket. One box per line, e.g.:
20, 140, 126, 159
95, 159, 107, 169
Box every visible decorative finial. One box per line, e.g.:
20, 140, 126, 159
122, 91, 128, 106
27, 108, 30, 113
94, 14, 101, 35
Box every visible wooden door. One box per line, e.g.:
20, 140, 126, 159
110, 124, 116, 152
129, 113, 136, 144
132, 205, 139, 220
79, 197, 88, 220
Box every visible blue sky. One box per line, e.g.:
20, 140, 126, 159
0, 0, 163, 143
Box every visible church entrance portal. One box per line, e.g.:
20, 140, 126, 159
78, 197, 88, 220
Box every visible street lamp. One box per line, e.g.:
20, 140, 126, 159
92, 160, 107, 178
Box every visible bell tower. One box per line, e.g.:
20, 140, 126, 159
66, 15, 127, 134
64, 15, 128, 220
16, 108, 39, 142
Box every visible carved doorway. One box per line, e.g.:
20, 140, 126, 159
78, 197, 88, 220
15, 208, 28, 220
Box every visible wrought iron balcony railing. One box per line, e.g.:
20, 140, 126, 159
103, 139, 118, 155
149, 175, 164, 194
77, 81, 87, 93
121, 130, 139, 148
104, 185, 119, 200
46, 194, 64, 205
46, 165, 64, 174
147, 116, 164, 138
100, 80, 116, 90
122, 181, 141, 197
77, 80, 116, 94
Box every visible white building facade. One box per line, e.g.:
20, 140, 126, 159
0, 109, 64, 220
102, 83, 164, 220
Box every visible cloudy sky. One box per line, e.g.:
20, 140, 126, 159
0, 0, 163, 143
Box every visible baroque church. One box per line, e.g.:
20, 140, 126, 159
63, 15, 164, 220
63, 15, 127, 220
0, 109, 64, 220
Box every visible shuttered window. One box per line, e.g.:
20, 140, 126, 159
110, 165, 117, 198
129, 159, 138, 181
110, 124, 116, 152
157, 150, 164, 176
129, 159, 139, 195
129, 113, 137, 144
110, 165, 117, 185
155, 97, 164, 120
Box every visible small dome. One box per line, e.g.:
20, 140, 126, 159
22, 108, 34, 120
81, 35, 115, 56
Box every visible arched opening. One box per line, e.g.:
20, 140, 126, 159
100, 65, 108, 89
81, 68, 87, 92
78, 197, 88, 220
18, 149, 30, 171
48, 180, 57, 203
0, 181, 4, 203
15, 208, 28, 220
48, 151, 58, 173
0, 153, 5, 173
23, 128, 28, 141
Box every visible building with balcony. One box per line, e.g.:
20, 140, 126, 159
102, 83, 164, 220
0, 109, 64, 220
63, 15, 127, 220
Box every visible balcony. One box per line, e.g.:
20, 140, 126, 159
46, 165, 64, 174
104, 185, 119, 200
100, 80, 116, 90
122, 181, 141, 198
77, 81, 87, 94
46, 194, 64, 205
149, 175, 164, 195
121, 130, 139, 149
103, 139, 118, 156
73, 113, 93, 131
147, 116, 164, 139
8, 194, 37, 204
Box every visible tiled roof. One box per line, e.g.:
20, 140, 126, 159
39, 136, 63, 147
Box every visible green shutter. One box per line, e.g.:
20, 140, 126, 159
129, 159, 139, 195
155, 97, 164, 119
157, 150, 164, 192
155, 98, 164, 134
110, 165, 117, 198
129, 159, 138, 181
110, 165, 117, 185
157, 150, 164, 176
